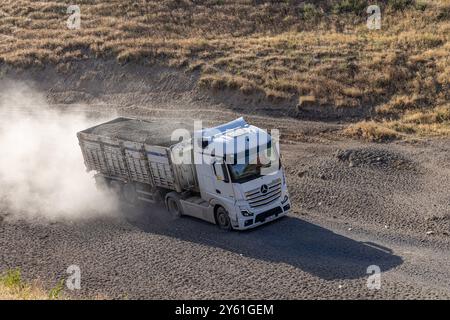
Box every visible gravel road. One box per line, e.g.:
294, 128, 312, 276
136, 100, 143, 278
1, 62, 450, 299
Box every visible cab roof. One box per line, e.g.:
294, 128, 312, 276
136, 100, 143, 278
196, 118, 272, 157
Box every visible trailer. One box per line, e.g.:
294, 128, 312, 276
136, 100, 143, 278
77, 117, 291, 230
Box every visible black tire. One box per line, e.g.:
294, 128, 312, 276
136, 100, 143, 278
109, 180, 123, 199
152, 189, 163, 204
94, 175, 109, 191
215, 206, 232, 230
123, 183, 137, 204
166, 194, 183, 218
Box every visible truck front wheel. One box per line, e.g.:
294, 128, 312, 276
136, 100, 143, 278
215, 206, 232, 231
166, 193, 183, 218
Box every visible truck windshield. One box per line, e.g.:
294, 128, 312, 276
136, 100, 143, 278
227, 146, 279, 184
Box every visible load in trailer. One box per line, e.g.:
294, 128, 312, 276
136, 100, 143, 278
77, 117, 291, 230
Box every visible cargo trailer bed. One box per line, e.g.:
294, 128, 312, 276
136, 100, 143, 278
83, 117, 193, 147
77, 117, 197, 193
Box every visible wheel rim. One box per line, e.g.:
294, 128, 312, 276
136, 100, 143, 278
217, 208, 230, 228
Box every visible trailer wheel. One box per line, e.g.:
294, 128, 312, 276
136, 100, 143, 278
215, 206, 232, 231
94, 175, 109, 191
109, 180, 123, 199
123, 183, 137, 204
166, 193, 183, 218
152, 189, 163, 204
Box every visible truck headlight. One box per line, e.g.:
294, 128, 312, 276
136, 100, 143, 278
239, 206, 253, 216
241, 210, 253, 217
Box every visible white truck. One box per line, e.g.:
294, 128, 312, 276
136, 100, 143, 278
77, 117, 291, 230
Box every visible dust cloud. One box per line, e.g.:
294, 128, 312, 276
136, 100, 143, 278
0, 82, 118, 221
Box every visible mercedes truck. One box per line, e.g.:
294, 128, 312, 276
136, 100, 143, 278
77, 117, 291, 230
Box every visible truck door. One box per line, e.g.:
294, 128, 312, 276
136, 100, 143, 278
212, 162, 235, 201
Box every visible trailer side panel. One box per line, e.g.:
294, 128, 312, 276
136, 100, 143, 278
123, 141, 153, 185
77, 118, 197, 193
145, 145, 177, 190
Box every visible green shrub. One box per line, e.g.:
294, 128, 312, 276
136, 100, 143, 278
0, 269, 23, 289
48, 279, 65, 300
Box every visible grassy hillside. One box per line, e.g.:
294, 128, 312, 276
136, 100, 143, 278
0, 0, 449, 140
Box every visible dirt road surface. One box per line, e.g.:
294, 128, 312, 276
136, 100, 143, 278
1, 61, 450, 299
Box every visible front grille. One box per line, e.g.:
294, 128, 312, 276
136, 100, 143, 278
255, 206, 283, 223
245, 178, 282, 208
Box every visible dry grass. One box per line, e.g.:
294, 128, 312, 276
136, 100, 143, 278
386, 104, 450, 136
0, 0, 449, 139
346, 104, 450, 140
0, 281, 50, 300
344, 121, 401, 142
0, 268, 106, 300
0, 268, 64, 300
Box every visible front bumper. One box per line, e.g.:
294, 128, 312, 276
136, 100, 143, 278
233, 201, 291, 230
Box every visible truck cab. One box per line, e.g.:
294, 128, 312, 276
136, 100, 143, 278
190, 118, 291, 230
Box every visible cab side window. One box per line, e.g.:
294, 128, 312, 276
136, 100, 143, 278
213, 162, 229, 183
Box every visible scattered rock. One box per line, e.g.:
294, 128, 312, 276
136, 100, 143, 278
336, 148, 415, 170
297, 171, 307, 178
39, 233, 49, 240
426, 231, 434, 235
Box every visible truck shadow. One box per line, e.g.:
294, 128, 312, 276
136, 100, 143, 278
126, 205, 403, 281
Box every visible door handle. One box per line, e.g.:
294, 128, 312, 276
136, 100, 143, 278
216, 189, 221, 194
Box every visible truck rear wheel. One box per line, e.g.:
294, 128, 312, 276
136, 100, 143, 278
166, 193, 183, 218
123, 183, 137, 204
215, 206, 232, 231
